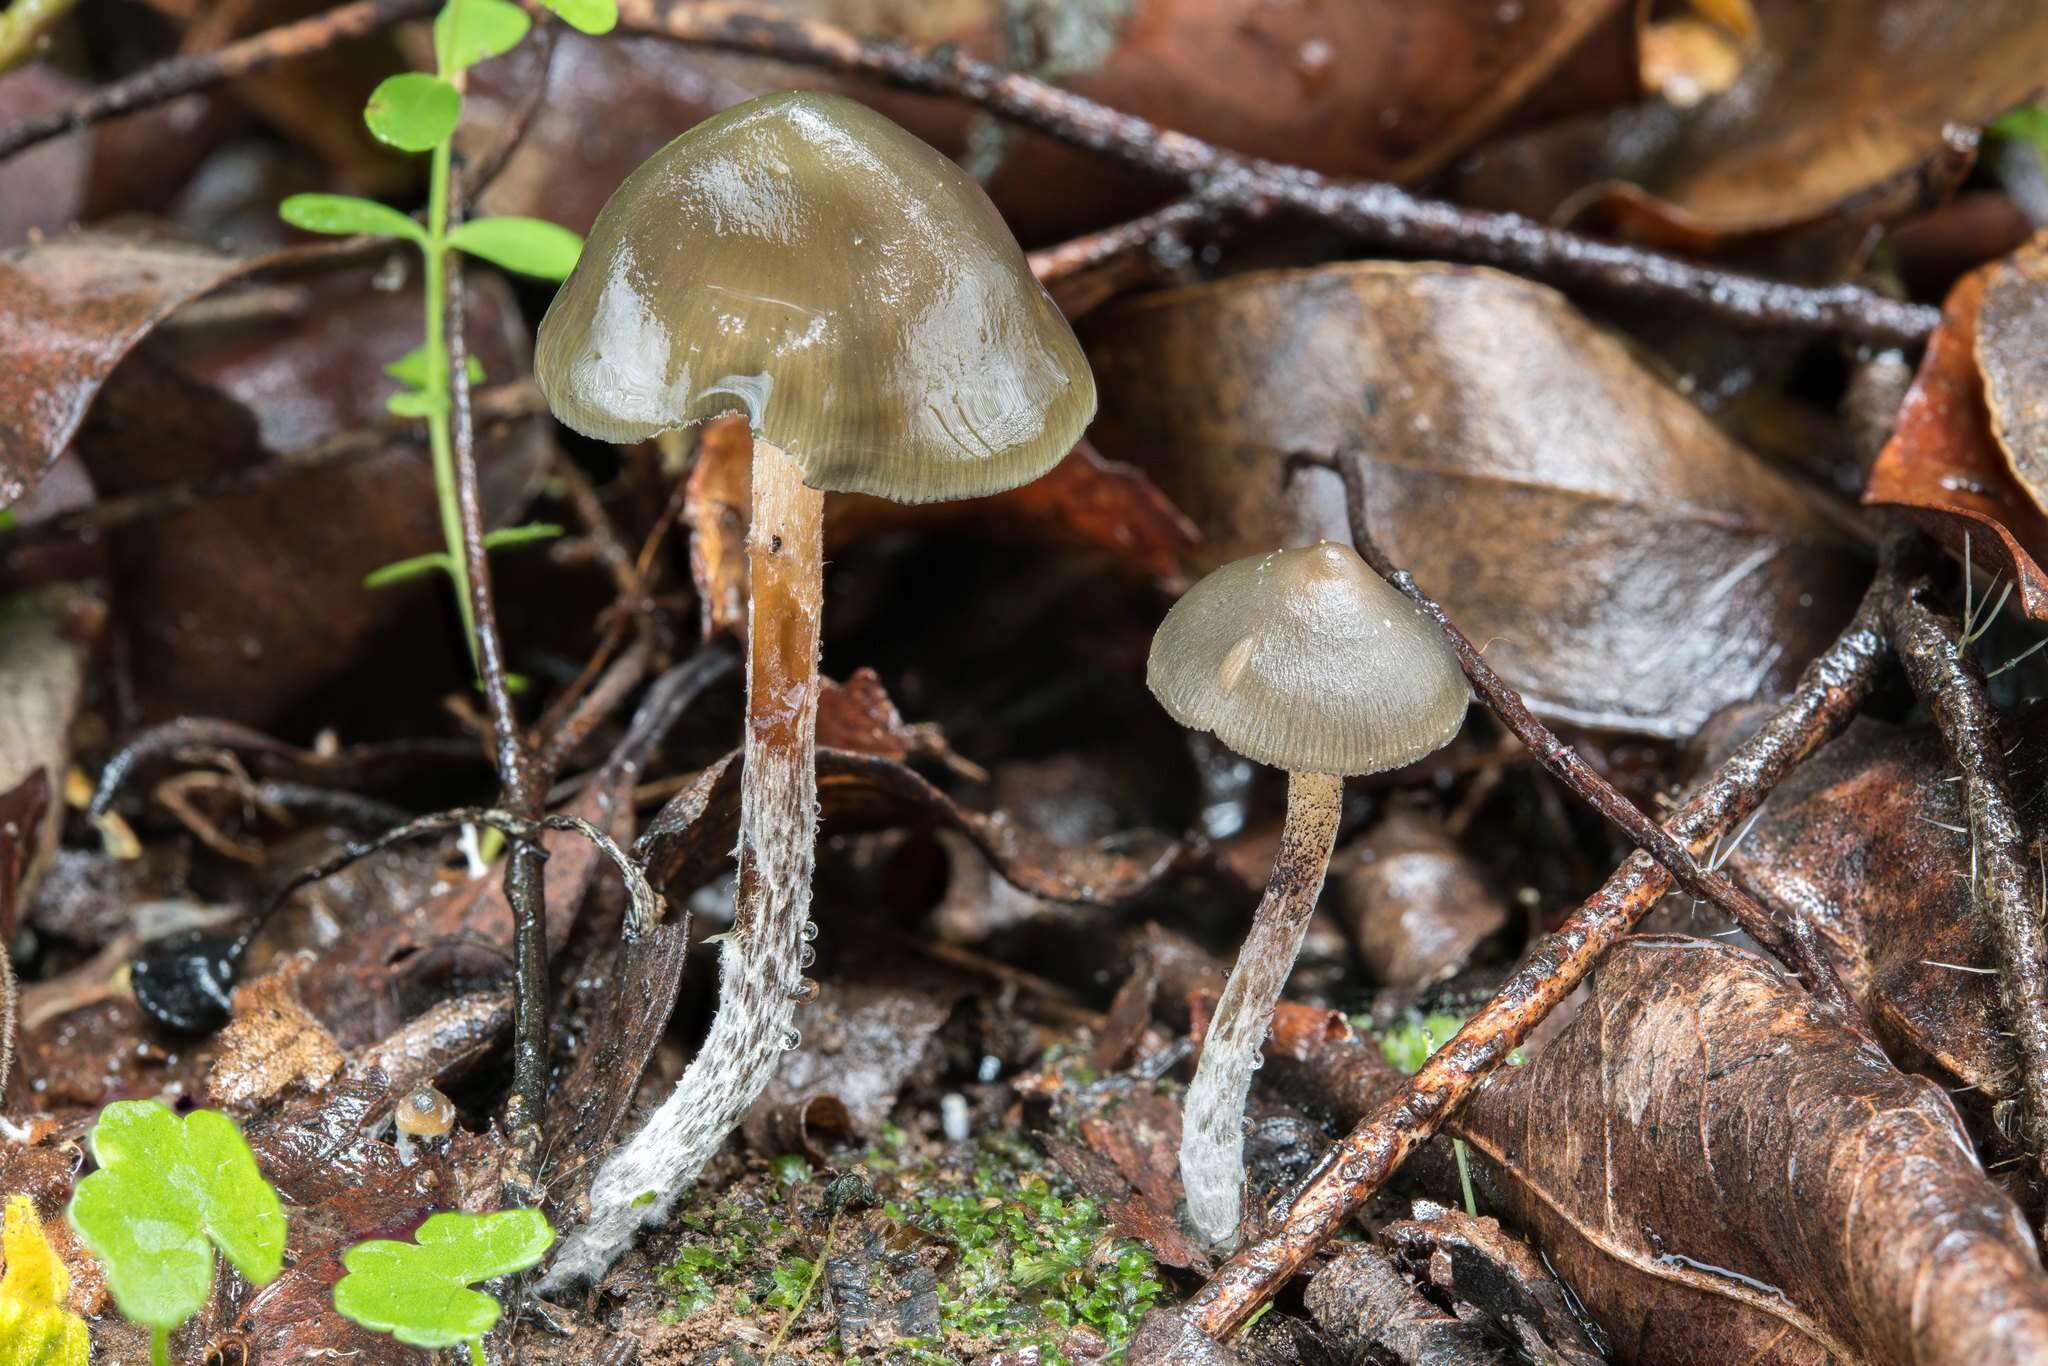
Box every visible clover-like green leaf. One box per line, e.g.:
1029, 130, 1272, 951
365, 72, 462, 152
537, 0, 617, 36
447, 216, 584, 280
67, 1101, 286, 1338
279, 193, 427, 245
436, 0, 532, 74
333, 1210, 554, 1354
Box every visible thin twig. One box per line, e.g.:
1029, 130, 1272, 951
1303, 450, 1863, 1026
1185, 568, 1894, 1335
459, 18, 559, 211
1884, 569, 2048, 1217
447, 250, 551, 1186
0, 0, 438, 160
617, 2, 1940, 345
1025, 195, 1217, 284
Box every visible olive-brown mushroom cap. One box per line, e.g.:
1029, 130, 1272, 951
534, 90, 1094, 504
395, 1085, 457, 1138
1147, 541, 1469, 776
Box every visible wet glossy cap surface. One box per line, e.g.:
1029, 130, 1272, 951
394, 1085, 457, 1138
534, 90, 1094, 503
1147, 541, 1469, 775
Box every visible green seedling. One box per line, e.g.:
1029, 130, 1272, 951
66, 1100, 286, 1366
0, 1193, 89, 1366
278, 0, 612, 670
332, 1209, 554, 1366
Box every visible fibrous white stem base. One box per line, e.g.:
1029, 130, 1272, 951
1180, 768, 1343, 1247
545, 439, 823, 1288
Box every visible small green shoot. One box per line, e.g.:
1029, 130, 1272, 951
332, 1209, 554, 1366
1992, 105, 2048, 173
1374, 1013, 1524, 1218
0, 1194, 89, 1366
66, 1100, 286, 1366
277, 0, 615, 673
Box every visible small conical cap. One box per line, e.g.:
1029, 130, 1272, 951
1147, 541, 1469, 775
534, 90, 1094, 503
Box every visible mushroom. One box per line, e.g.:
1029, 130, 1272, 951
1147, 541, 1468, 1245
533, 90, 1093, 1281
393, 1084, 456, 1166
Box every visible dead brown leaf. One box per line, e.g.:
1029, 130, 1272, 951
1331, 810, 1507, 992
1087, 261, 1866, 738
1864, 257, 2048, 620
1978, 233, 2048, 518
206, 954, 344, 1109
1728, 715, 2020, 1102
1462, 937, 2048, 1363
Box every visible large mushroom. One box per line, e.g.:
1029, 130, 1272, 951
533, 90, 1094, 1280
1147, 541, 1468, 1245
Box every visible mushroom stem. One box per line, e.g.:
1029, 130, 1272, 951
546, 438, 823, 1287
1180, 769, 1343, 1247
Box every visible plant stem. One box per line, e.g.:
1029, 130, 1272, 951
468, 1338, 488, 1366
767, 1205, 843, 1354
422, 127, 478, 665
1180, 768, 1343, 1246
151, 1325, 170, 1366
545, 436, 823, 1287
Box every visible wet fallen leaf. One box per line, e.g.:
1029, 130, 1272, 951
1865, 256, 2048, 620
745, 970, 966, 1139
1474, 0, 2048, 243
1727, 715, 2021, 1102
1087, 261, 1865, 738
1042, 1134, 1212, 1275
77, 267, 552, 724
1461, 937, 2048, 1363
0, 231, 261, 508
1330, 810, 1507, 992
1977, 233, 2048, 517
486, 1, 1636, 242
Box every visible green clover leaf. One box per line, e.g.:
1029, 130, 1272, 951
66, 1101, 285, 1351
365, 72, 463, 152
333, 1210, 554, 1360
447, 217, 585, 280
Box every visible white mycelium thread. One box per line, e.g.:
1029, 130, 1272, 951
545, 442, 823, 1288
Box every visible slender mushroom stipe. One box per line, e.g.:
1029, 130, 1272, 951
532, 90, 1094, 1284
1148, 541, 1468, 1245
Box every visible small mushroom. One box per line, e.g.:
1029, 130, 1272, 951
393, 1084, 456, 1166
1147, 541, 1467, 1245
534, 90, 1093, 1282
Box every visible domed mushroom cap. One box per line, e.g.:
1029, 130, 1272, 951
534, 90, 1094, 504
1147, 541, 1469, 776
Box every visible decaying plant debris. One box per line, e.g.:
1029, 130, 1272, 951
9, 2, 2048, 1363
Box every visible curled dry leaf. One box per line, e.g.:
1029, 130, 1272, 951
1382, 1201, 1607, 1365
743, 973, 965, 1140
1087, 261, 1864, 738
482, 1, 1635, 241
1864, 256, 2048, 621
1331, 809, 1507, 992
1728, 715, 2021, 1102
0, 586, 93, 902
206, 955, 345, 1110
1460, 937, 2048, 1363
1303, 1242, 1498, 1365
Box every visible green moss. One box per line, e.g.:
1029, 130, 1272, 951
886, 1151, 1163, 1362
658, 1139, 1164, 1363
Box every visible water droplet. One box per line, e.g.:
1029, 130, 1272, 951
789, 978, 821, 1004
802, 921, 820, 943
799, 944, 816, 969
1248, 1055, 1264, 1071
780, 1027, 802, 1050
